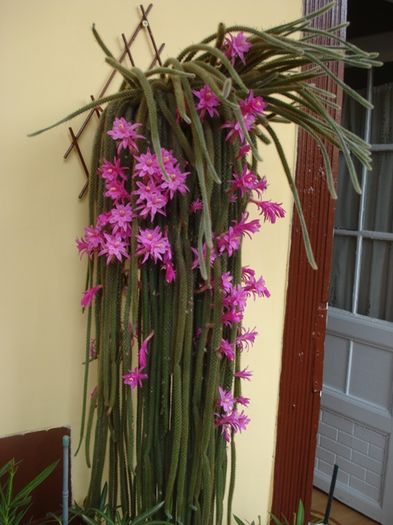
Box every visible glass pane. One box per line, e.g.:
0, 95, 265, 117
358, 239, 393, 322
334, 91, 364, 230
334, 154, 361, 230
371, 82, 393, 144
364, 152, 393, 233
329, 236, 357, 311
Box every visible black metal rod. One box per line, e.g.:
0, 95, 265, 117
323, 464, 339, 524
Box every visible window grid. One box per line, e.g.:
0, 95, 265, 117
333, 68, 393, 318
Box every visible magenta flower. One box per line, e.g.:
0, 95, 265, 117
215, 409, 251, 441
99, 157, 127, 182
193, 85, 220, 119
190, 199, 203, 213
222, 113, 255, 144
252, 199, 286, 223
136, 226, 171, 264
134, 149, 160, 178
224, 284, 248, 311
231, 410, 251, 432
83, 226, 103, 254
104, 180, 129, 201
221, 272, 233, 293
134, 180, 161, 201
234, 367, 253, 381
216, 227, 241, 257
99, 233, 129, 264
163, 260, 176, 283
138, 191, 168, 221
222, 309, 243, 326
218, 386, 235, 414
76, 237, 88, 258
108, 203, 133, 234
139, 330, 154, 370
233, 212, 261, 238
219, 339, 235, 361
161, 148, 177, 169
240, 91, 267, 117
96, 211, 111, 228
246, 275, 271, 299
107, 117, 144, 154
123, 367, 148, 389
81, 284, 103, 308
223, 32, 252, 64
160, 167, 189, 199
229, 166, 268, 198
236, 396, 250, 407
237, 143, 251, 159
236, 328, 258, 351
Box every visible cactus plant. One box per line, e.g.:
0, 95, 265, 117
30, 3, 379, 524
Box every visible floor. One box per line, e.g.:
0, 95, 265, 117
311, 488, 380, 525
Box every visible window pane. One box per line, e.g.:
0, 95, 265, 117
329, 236, 357, 311
334, 91, 363, 230
371, 82, 393, 144
334, 154, 361, 230
358, 239, 393, 322
364, 152, 393, 233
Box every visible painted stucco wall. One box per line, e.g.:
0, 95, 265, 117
0, 0, 301, 522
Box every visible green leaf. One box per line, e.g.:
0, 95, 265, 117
270, 513, 284, 525
296, 501, 305, 525
131, 501, 165, 525
15, 461, 58, 501
233, 516, 247, 525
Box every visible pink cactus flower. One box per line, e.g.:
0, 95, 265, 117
240, 91, 267, 117
107, 117, 144, 154
234, 367, 253, 381
252, 199, 286, 223
160, 167, 189, 199
139, 330, 154, 370
99, 157, 127, 182
219, 339, 235, 361
108, 203, 134, 234
81, 285, 103, 308
218, 386, 235, 414
136, 226, 171, 264
236, 328, 258, 351
190, 199, 203, 213
99, 234, 129, 264
134, 149, 160, 178
223, 32, 252, 64
104, 180, 129, 201
193, 85, 220, 119
236, 396, 250, 407
123, 367, 148, 389
222, 113, 255, 144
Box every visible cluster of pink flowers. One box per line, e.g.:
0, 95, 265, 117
228, 165, 286, 223
77, 118, 193, 306
222, 90, 267, 153
215, 264, 273, 442
215, 387, 251, 442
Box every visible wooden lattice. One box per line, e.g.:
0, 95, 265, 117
64, 3, 165, 199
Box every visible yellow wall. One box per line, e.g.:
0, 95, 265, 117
0, 0, 301, 522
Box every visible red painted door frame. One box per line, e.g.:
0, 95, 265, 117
271, 0, 347, 521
